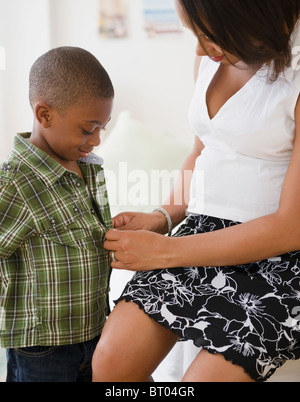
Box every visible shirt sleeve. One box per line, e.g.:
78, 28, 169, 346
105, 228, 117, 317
0, 181, 35, 259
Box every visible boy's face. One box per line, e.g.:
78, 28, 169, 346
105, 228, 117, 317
32, 98, 113, 167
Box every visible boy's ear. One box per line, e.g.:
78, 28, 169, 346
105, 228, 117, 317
34, 102, 53, 128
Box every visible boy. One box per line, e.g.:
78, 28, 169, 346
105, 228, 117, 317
0, 47, 114, 382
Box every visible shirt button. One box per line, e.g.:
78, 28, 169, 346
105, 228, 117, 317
91, 209, 95, 214
3, 164, 12, 171
73, 206, 79, 213
76, 182, 81, 188
50, 218, 56, 226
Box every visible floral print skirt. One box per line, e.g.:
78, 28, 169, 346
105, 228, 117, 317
116, 215, 300, 382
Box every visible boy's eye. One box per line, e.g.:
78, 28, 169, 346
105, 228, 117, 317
81, 126, 106, 136
82, 129, 93, 136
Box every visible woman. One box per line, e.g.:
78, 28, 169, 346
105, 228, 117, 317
93, 0, 300, 382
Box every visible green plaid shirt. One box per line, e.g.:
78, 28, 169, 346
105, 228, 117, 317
0, 133, 112, 348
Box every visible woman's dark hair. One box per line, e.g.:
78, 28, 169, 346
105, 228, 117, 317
179, 0, 300, 80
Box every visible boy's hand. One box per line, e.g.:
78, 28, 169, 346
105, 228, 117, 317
112, 211, 168, 234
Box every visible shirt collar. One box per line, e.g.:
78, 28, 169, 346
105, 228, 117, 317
12, 133, 103, 187
79, 153, 104, 166
12, 133, 67, 187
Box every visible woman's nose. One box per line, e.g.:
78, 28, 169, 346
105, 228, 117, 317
195, 40, 206, 56
196, 37, 222, 57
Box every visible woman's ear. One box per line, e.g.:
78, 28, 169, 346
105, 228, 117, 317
34, 102, 53, 128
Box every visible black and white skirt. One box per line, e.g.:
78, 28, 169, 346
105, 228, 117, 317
116, 215, 300, 382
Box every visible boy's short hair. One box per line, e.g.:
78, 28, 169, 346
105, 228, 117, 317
29, 46, 114, 113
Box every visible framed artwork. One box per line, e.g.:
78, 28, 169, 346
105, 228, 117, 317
99, 0, 129, 38
143, 0, 182, 37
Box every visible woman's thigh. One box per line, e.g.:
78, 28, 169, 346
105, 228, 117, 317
92, 300, 179, 382
92, 300, 254, 382
183, 349, 255, 382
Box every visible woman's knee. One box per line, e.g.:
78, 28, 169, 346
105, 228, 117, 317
182, 349, 255, 382
92, 340, 118, 382
91, 304, 134, 381
92, 300, 178, 382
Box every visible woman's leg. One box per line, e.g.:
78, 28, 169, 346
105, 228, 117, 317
182, 349, 255, 382
92, 300, 179, 382
92, 300, 255, 383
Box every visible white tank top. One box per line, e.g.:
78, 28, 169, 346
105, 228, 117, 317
188, 20, 300, 223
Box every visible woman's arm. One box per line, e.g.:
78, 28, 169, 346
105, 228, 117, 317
105, 97, 300, 271
160, 136, 204, 229
112, 136, 204, 233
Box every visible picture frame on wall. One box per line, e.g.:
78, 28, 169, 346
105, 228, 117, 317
143, 0, 182, 37
99, 0, 129, 39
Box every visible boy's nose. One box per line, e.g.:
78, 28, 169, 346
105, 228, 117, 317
87, 132, 101, 147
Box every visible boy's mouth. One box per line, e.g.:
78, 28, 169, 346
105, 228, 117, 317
79, 149, 92, 158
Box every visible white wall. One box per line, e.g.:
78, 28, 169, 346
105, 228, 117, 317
0, 0, 51, 160
0, 4, 5, 147
0, 0, 196, 162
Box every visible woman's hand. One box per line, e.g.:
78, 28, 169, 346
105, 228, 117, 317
112, 211, 169, 234
104, 229, 172, 271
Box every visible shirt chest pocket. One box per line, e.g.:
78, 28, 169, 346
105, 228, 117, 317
35, 203, 106, 249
